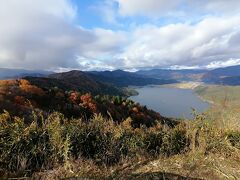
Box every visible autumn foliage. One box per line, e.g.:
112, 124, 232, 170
0, 78, 174, 128
19, 79, 45, 96
69, 91, 79, 103
80, 93, 97, 112
14, 96, 26, 106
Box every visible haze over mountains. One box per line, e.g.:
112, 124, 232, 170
0, 68, 52, 80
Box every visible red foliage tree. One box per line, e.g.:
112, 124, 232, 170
14, 96, 26, 106
69, 91, 79, 103
80, 93, 97, 112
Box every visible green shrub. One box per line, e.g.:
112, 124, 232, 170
143, 126, 188, 156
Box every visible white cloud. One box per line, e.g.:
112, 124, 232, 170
206, 59, 240, 69
116, 0, 180, 17
169, 65, 201, 70
116, 16, 240, 69
94, 0, 119, 24
0, 0, 128, 70
0, 0, 80, 69
77, 57, 116, 71
1, 0, 240, 71
81, 28, 128, 58
115, 0, 240, 18
202, 0, 240, 14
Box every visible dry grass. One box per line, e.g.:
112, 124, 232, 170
131, 152, 240, 180
0, 111, 187, 179
2, 111, 238, 180
196, 85, 240, 132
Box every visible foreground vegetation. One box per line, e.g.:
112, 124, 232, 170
0, 81, 240, 179
0, 108, 239, 179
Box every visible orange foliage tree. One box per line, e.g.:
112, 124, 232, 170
19, 79, 45, 96
80, 93, 97, 112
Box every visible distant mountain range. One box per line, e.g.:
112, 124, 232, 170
136, 69, 208, 81
202, 65, 240, 85
1, 65, 240, 87
136, 65, 240, 85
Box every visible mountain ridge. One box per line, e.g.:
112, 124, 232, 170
2, 65, 240, 85
87, 69, 178, 87
28, 70, 125, 96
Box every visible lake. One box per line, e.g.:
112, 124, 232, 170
130, 86, 209, 119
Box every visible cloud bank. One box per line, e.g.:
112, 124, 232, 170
118, 16, 240, 69
0, 0, 126, 70
0, 0, 240, 71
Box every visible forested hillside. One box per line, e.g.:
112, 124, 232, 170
0, 79, 174, 127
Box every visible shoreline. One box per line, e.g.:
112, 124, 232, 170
159, 81, 203, 90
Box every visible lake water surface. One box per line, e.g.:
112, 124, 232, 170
130, 86, 209, 119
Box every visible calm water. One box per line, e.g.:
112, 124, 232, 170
130, 86, 209, 119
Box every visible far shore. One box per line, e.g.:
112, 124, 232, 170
160, 82, 216, 105
159, 81, 204, 90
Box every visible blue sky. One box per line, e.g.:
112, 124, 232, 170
72, 0, 152, 30
0, 0, 240, 71
72, 0, 107, 29
72, 0, 204, 30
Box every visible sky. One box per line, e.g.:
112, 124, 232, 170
0, 0, 240, 71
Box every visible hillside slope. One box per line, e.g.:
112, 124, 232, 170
202, 65, 240, 85
219, 76, 240, 85
204, 65, 240, 77
0, 78, 175, 127
87, 70, 178, 87
34, 70, 125, 96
